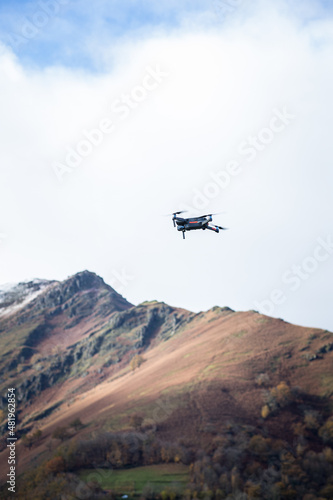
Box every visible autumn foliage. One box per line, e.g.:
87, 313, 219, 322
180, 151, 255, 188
130, 354, 145, 371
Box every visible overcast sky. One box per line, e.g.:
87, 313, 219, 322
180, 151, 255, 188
0, 0, 332, 331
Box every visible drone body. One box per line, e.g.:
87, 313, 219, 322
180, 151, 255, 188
171, 211, 227, 239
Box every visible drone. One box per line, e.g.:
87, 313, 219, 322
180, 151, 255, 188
171, 211, 227, 239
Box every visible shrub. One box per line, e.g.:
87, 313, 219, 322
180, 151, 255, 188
130, 354, 145, 371
264, 381, 296, 414
261, 405, 270, 419
44, 456, 66, 475
255, 373, 270, 387
21, 429, 43, 449
319, 419, 333, 444
248, 435, 270, 455
52, 426, 70, 442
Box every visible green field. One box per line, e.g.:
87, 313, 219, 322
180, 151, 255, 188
77, 463, 189, 497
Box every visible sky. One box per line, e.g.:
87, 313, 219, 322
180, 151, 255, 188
0, 0, 332, 331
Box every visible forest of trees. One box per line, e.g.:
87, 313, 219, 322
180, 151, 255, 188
1, 381, 333, 499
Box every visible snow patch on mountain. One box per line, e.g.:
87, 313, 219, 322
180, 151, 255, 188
0, 279, 53, 317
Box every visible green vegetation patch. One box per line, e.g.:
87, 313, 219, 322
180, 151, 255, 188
231, 330, 248, 339
322, 330, 333, 341
0, 321, 41, 359
278, 340, 293, 346
307, 333, 318, 344
255, 316, 270, 324
202, 363, 218, 374
77, 463, 189, 496
269, 355, 281, 373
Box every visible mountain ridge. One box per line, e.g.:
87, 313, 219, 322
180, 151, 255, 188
0, 271, 332, 498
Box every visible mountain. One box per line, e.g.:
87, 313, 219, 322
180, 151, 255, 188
0, 270, 132, 384
0, 271, 332, 499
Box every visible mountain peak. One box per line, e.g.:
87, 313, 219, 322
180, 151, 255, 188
0, 271, 132, 321
62, 270, 108, 292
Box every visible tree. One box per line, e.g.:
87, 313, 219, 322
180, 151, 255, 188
142, 482, 156, 499
264, 381, 295, 414
69, 417, 83, 431
304, 410, 320, 430
248, 435, 270, 455
129, 413, 143, 430
245, 482, 262, 498
323, 447, 333, 463
231, 467, 243, 494
44, 456, 65, 475
52, 426, 70, 442
21, 429, 43, 449
320, 485, 333, 498
271, 381, 293, 407
32, 429, 42, 442
21, 434, 33, 450
261, 405, 270, 419
319, 419, 333, 444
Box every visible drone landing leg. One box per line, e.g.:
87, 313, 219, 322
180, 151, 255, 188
183, 231, 185, 240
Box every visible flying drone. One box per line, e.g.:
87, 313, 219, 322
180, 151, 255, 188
171, 211, 227, 239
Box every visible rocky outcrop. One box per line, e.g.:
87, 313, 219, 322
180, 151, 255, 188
30, 270, 132, 315
305, 342, 333, 361
4, 301, 190, 406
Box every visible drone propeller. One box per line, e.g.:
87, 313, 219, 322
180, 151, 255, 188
200, 211, 226, 218
164, 210, 188, 216
173, 211, 187, 216
165, 210, 188, 227
215, 225, 228, 230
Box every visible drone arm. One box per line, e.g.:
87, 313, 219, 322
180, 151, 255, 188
205, 224, 219, 233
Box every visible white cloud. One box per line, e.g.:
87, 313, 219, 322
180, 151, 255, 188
0, 1, 332, 331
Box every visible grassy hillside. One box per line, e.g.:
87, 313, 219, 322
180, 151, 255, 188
0, 273, 332, 498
